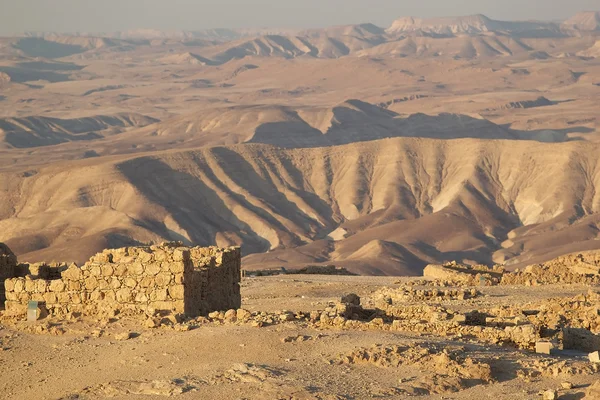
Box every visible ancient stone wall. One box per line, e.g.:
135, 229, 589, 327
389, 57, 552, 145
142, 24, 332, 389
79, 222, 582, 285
3, 243, 241, 318
0, 243, 17, 304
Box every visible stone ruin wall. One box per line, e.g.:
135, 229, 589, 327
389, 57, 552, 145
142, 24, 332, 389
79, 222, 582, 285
0, 243, 17, 304
2, 243, 241, 318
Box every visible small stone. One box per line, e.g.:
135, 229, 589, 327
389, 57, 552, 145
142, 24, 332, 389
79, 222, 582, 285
115, 331, 133, 341
145, 318, 159, 328
589, 351, 600, 363
224, 309, 237, 322
560, 382, 573, 390
236, 309, 252, 322
542, 389, 557, 400
536, 342, 554, 355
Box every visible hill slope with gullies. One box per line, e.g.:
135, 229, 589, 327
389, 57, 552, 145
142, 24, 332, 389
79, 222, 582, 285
3, 137, 600, 274
0, 113, 158, 149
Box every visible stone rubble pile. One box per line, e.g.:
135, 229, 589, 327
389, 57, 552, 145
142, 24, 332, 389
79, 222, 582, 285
335, 343, 493, 395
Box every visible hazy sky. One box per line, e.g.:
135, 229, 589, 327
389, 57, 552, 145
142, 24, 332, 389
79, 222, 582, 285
0, 0, 598, 35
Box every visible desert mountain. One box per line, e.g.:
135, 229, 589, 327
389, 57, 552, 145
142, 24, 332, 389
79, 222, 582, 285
103, 99, 567, 152
0, 113, 158, 148
2, 137, 600, 274
562, 11, 600, 32
386, 14, 561, 38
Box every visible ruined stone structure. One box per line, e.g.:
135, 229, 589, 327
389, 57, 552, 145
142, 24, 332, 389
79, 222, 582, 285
0, 243, 17, 304
1, 243, 241, 318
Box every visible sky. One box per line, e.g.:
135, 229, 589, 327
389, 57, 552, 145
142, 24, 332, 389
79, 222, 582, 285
0, 0, 598, 35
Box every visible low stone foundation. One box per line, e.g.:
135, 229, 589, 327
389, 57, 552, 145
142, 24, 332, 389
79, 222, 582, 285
2, 243, 241, 318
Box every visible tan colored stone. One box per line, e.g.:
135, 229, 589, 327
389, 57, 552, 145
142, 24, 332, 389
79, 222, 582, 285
68, 280, 81, 291
48, 279, 66, 293
102, 265, 114, 276
155, 273, 172, 287
151, 288, 168, 302
113, 264, 127, 276
173, 248, 188, 262
169, 261, 185, 274
4, 279, 14, 292
13, 279, 24, 293
135, 292, 149, 303
36, 280, 48, 293
168, 285, 184, 300
536, 342, 554, 355
124, 277, 138, 288
57, 292, 70, 303
84, 276, 99, 291
90, 291, 104, 301
104, 290, 116, 302
61, 265, 83, 281
116, 288, 133, 303
140, 276, 154, 288
25, 279, 36, 292
146, 262, 161, 276
31, 293, 44, 302
130, 262, 145, 275
590, 351, 600, 363
43, 292, 57, 304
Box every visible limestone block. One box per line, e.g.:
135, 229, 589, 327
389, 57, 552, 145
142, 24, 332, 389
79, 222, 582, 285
13, 279, 24, 293
98, 278, 111, 290
113, 264, 127, 276
18, 292, 30, 302
154, 250, 168, 262
169, 262, 185, 274
116, 288, 133, 303
49, 279, 66, 293
174, 274, 184, 284
155, 273, 172, 287
590, 351, 600, 363
129, 262, 145, 275
4, 279, 14, 292
124, 277, 138, 288
84, 277, 99, 291
90, 266, 102, 277
5, 291, 17, 301
146, 263, 161, 276
6, 301, 26, 315
31, 293, 44, 302
138, 250, 153, 263
105, 290, 117, 302
140, 276, 154, 288
135, 292, 149, 303
57, 292, 70, 303
25, 279, 36, 292
71, 293, 82, 304
151, 288, 168, 302
90, 290, 104, 301
102, 265, 114, 277
36, 280, 48, 293
43, 292, 57, 304
68, 281, 81, 291
168, 285, 184, 300
61, 264, 83, 281
110, 278, 122, 289
536, 342, 554, 355
173, 248, 189, 262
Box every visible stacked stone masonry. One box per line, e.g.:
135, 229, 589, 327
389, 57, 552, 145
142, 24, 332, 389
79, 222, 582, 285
2, 243, 241, 318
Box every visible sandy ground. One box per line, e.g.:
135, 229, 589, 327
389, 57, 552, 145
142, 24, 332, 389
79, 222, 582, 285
1, 275, 598, 399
